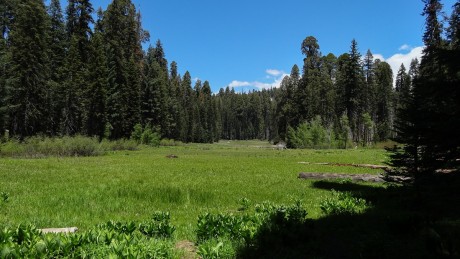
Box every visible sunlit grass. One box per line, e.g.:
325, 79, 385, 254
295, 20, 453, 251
0, 141, 387, 240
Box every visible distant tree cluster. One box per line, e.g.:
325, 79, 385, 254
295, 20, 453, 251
275, 36, 410, 148
1, 0, 456, 155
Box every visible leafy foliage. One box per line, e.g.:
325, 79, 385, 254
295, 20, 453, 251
287, 116, 334, 149
319, 190, 369, 215
0, 215, 176, 258
131, 123, 161, 146
196, 199, 308, 257
139, 212, 176, 239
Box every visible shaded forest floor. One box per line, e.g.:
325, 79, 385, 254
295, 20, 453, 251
238, 175, 460, 259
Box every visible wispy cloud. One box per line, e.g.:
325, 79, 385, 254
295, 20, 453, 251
266, 69, 283, 77
398, 44, 411, 51
226, 69, 289, 91
228, 80, 251, 88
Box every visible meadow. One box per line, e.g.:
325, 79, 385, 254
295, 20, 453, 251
0, 140, 386, 240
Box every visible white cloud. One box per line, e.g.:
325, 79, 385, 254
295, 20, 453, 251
398, 44, 411, 51
228, 80, 251, 88
386, 46, 424, 75
266, 69, 283, 77
375, 46, 424, 83
226, 70, 289, 91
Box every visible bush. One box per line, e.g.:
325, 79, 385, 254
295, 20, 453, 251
319, 190, 369, 216
131, 124, 161, 146
139, 212, 176, 239
0, 135, 103, 158
0, 136, 139, 158
287, 116, 335, 149
100, 139, 138, 151
196, 213, 257, 243
159, 139, 182, 146
196, 200, 308, 246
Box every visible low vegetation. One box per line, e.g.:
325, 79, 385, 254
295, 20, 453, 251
0, 136, 138, 158
0, 221, 177, 258
1, 141, 459, 257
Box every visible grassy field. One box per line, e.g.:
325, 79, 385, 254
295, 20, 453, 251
0, 140, 387, 240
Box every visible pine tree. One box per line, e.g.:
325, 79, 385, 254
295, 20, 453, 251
45, 0, 67, 135
103, 0, 146, 138
7, 0, 49, 137
0, 0, 12, 133
363, 50, 376, 118
83, 32, 108, 137
169, 61, 182, 140
298, 36, 321, 122
374, 60, 394, 141
394, 64, 411, 112
277, 65, 299, 140
179, 71, 193, 142
338, 39, 365, 144
61, 0, 94, 135
0, 36, 8, 134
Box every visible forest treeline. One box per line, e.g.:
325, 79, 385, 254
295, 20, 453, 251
0, 0, 458, 151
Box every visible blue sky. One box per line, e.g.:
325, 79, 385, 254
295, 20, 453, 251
59, 0, 457, 92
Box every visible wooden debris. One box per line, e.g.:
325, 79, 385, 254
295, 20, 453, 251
298, 172, 385, 182
298, 162, 390, 170
39, 227, 78, 234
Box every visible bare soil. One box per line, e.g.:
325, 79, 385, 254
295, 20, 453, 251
175, 240, 197, 259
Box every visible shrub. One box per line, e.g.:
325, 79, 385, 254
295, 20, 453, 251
196, 213, 258, 243
131, 124, 161, 146
100, 139, 138, 151
139, 212, 176, 238
0, 135, 103, 158
196, 200, 308, 245
287, 116, 334, 149
319, 190, 369, 216
159, 139, 182, 146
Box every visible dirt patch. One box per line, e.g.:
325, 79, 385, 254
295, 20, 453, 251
175, 240, 197, 259
166, 154, 179, 158
298, 172, 385, 182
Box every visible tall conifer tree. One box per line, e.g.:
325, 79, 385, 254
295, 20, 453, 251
7, 0, 49, 137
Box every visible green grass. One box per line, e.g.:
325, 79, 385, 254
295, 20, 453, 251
0, 141, 387, 240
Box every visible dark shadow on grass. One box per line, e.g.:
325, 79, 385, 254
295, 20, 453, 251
237, 176, 460, 259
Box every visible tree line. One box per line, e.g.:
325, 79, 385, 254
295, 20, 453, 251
0, 0, 458, 155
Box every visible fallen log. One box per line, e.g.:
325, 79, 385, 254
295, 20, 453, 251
298, 162, 390, 170
298, 172, 385, 182
39, 227, 78, 234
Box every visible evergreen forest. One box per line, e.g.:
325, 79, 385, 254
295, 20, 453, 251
0, 0, 459, 174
